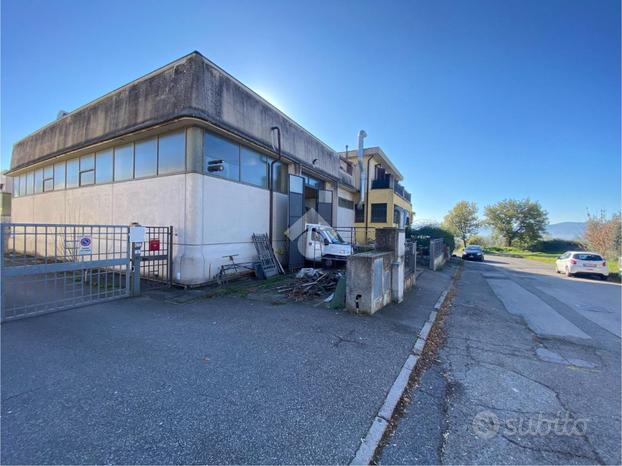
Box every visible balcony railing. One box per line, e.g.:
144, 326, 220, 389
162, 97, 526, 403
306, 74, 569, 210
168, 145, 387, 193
371, 178, 392, 189
371, 178, 412, 203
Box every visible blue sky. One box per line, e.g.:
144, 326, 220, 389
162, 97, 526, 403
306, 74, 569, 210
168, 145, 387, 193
1, 0, 620, 223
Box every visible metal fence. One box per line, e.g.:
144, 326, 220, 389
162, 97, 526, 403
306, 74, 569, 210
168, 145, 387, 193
1, 223, 131, 322
404, 240, 417, 277
334, 226, 377, 247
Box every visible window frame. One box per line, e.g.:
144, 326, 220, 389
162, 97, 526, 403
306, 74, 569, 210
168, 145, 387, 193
157, 130, 186, 176
79, 154, 95, 187
371, 203, 388, 223
43, 165, 54, 192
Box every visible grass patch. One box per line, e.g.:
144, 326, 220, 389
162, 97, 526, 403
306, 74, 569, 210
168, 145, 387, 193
483, 246, 620, 272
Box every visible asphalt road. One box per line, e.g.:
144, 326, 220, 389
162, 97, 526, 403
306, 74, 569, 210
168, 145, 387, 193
380, 255, 621, 465
1, 266, 452, 464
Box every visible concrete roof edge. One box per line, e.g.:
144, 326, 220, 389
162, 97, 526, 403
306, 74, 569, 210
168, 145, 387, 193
338, 146, 404, 181
13, 51, 338, 161
192, 53, 338, 157
12, 51, 202, 147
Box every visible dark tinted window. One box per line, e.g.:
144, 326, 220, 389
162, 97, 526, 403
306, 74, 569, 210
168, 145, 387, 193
338, 197, 354, 209
574, 254, 603, 261
371, 203, 387, 223
355, 204, 365, 223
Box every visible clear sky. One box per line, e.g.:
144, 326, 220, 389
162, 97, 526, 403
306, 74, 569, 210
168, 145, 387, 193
1, 0, 620, 223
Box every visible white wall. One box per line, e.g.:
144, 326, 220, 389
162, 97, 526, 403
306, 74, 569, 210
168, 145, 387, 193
9, 173, 290, 285
336, 188, 355, 230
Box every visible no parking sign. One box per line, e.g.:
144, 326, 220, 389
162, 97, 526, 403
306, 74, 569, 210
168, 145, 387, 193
78, 235, 92, 255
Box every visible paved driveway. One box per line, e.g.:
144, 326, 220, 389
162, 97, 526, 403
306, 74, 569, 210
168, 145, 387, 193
1, 268, 451, 464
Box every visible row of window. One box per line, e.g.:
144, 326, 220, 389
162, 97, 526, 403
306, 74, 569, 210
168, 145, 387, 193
13, 130, 186, 197
204, 132, 288, 193
338, 197, 354, 210
13, 127, 293, 197
354, 203, 390, 223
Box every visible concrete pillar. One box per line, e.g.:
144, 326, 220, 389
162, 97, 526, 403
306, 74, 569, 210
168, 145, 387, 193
179, 173, 206, 284
376, 227, 405, 304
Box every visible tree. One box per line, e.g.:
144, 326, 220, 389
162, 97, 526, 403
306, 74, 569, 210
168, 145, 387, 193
442, 201, 480, 247
583, 210, 621, 259
484, 199, 548, 247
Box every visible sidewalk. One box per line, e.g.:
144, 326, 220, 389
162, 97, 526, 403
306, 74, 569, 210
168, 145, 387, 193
1, 266, 452, 464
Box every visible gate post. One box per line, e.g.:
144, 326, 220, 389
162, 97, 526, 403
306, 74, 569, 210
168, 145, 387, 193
129, 223, 146, 297
131, 243, 142, 297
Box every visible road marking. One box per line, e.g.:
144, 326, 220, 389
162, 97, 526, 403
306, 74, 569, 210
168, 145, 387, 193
486, 279, 591, 340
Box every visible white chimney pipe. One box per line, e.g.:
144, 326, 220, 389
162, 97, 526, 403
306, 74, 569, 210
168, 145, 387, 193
357, 130, 367, 207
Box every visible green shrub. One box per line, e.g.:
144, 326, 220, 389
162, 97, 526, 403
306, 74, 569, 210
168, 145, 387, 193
407, 225, 456, 252
528, 239, 584, 253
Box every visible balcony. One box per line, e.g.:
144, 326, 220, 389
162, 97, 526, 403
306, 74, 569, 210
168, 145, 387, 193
371, 178, 412, 203
371, 178, 392, 189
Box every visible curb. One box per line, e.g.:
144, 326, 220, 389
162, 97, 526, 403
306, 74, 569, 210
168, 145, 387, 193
350, 282, 454, 465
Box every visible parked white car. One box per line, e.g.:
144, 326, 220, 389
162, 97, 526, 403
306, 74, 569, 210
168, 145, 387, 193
555, 251, 609, 280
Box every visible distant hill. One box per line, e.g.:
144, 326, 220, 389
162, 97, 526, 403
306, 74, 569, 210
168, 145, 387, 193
545, 222, 586, 240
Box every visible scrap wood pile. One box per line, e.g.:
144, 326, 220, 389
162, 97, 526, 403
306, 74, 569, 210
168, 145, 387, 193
276, 268, 342, 301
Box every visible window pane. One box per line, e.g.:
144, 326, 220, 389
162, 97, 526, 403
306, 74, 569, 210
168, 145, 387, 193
134, 138, 157, 178
158, 131, 185, 175
355, 204, 365, 223
240, 147, 268, 188
13, 176, 20, 197
80, 154, 94, 171
34, 169, 43, 194
44, 165, 54, 179
114, 144, 134, 181
54, 162, 66, 190
26, 172, 34, 195
80, 170, 94, 186
272, 161, 288, 194
66, 159, 79, 188
44, 179, 54, 192
19, 174, 26, 196
204, 131, 239, 181
96, 149, 113, 184
371, 203, 387, 223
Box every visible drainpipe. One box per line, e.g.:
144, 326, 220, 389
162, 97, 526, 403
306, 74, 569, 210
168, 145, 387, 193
269, 126, 282, 245
364, 153, 376, 244
357, 130, 367, 208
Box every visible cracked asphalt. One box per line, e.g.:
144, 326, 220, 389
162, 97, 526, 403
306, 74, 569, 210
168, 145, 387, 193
379, 256, 621, 465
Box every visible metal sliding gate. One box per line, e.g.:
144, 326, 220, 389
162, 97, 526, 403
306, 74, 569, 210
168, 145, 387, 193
1, 223, 131, 322
0, 223, 174, 322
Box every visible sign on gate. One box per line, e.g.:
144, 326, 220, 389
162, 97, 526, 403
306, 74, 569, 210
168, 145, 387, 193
78, 235, 92, 255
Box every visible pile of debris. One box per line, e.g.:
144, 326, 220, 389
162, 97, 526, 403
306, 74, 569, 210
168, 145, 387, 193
276, 268, 343, 302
